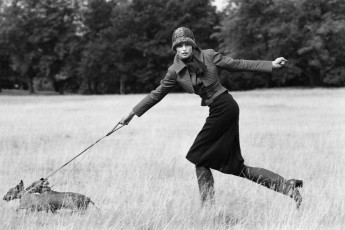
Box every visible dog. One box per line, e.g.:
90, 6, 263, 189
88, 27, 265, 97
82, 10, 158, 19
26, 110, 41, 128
3, 179, 96, 213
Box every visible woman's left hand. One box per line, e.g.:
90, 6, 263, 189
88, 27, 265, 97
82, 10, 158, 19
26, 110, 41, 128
272, 57, 287, 69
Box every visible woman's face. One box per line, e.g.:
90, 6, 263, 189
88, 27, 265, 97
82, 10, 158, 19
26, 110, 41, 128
176, 43, 193, 59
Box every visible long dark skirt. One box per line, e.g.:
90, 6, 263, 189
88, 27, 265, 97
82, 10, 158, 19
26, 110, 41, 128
186, 92, 245, 175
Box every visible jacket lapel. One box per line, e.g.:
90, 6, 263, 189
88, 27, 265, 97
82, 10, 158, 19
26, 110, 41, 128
170, 48, 208, 93
172, 55, 194, 93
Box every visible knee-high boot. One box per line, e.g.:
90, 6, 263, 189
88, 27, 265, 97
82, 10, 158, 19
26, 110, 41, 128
240, 165, 303, 209
281, 179, 303, 209
196, 166, 215, 206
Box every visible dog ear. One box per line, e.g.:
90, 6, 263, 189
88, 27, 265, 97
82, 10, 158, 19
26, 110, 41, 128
42, 179, 49, 186
18, 180, 24, 190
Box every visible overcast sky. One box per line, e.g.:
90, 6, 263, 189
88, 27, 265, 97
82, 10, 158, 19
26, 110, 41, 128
212, 0, 227, 11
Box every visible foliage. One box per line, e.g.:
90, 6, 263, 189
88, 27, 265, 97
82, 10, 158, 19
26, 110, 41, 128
77, 0, 118, 94
0, 0, 82, 93
78, 0, 219, 94
216, 0, 345, 88
296, 0, 345, 86
1, 0, 345, 93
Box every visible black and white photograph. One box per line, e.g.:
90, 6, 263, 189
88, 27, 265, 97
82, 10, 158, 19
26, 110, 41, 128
1, 0, 344, 229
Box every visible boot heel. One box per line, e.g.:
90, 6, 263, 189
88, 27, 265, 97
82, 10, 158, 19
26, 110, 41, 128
295, 180, 303, 188
287, 179, 303, 188
285, 179, 303, 209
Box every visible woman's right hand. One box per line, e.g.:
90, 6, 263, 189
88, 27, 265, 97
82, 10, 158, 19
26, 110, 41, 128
120, 110, 136, 125
272, 57, 287, 69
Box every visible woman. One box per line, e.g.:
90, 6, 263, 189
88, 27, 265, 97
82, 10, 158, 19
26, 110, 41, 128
120, 27, 303, 208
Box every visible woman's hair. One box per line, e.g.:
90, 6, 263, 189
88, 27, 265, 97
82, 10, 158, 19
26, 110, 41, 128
171, 27, 197, 51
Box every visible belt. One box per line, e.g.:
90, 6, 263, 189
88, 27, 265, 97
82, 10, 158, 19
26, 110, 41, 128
203, 88, 228, 106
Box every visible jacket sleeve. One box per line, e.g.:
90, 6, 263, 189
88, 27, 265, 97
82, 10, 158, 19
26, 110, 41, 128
212, 49, 273, 72
132, 70, 177, 117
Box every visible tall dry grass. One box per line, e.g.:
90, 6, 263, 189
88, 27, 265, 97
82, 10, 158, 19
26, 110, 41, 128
0, 88, 344, 230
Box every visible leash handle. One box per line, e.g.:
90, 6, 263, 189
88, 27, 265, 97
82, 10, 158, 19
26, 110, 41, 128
106, 122, 124, 136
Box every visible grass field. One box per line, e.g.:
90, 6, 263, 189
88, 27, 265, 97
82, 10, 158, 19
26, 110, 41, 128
0, 88, 344, 230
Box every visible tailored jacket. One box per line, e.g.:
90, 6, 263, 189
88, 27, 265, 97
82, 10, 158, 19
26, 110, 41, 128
132, 48, 272, 117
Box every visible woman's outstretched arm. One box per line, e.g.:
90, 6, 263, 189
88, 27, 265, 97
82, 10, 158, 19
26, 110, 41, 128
212, 49, 287, 72
119, 70, 177, 125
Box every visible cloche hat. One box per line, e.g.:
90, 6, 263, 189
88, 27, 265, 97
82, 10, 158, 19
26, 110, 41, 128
171, 27, 197, 51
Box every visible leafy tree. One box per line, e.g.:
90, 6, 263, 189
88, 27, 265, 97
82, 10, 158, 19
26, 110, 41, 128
125, 0, 219, 93
77, 0, 119, 94
78, 0, 219, 94
296, 0, 345, 86
0, 0, 81, 93
216, 0, 345, 89
215, 0, 302, 89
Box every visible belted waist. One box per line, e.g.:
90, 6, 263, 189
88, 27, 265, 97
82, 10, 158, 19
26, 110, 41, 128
199, 81, 228, 106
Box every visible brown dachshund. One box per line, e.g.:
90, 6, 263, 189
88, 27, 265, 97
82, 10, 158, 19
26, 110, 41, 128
3, 179, 97, 213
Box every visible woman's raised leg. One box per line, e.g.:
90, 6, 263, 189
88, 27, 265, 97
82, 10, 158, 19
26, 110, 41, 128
239, 165, 303, 208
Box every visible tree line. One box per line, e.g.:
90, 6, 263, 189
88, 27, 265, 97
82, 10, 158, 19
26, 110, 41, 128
0, 0, 344, 94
